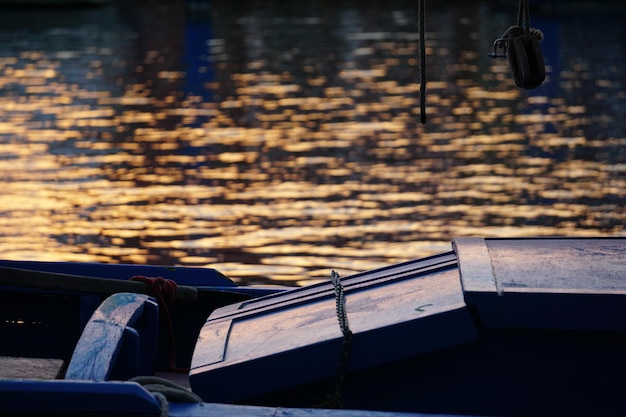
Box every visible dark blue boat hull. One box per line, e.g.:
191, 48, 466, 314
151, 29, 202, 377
2, 238, 625, 417
0, 259, 282, 368
190, 237, 626, 417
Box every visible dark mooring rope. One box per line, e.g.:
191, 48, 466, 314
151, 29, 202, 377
418, 0, 426, 124
517, 0, 529, 30
330, 270, 352, 407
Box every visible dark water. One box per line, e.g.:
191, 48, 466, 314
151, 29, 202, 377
0, 0, 624, 286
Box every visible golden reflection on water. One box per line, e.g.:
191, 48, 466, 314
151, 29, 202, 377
0, 1, 624, 286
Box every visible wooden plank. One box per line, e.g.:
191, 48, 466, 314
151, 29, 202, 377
455, 237, 626, 295
0, 356, 63, 379
211, 253, 457, 321
65, 293, 157, 381
169, 401, 472, 417
455, 237, 626, 331
452, 237, 498, 294
190, 265, 477, 404
487, 238, 626, 292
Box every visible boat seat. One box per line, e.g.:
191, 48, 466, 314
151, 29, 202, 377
65, 292, 158, 381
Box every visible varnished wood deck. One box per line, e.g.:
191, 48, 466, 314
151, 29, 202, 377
0, 356, 64, 379
0, 356, 192, 392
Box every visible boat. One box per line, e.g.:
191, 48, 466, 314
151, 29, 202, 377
0, 259, 282, 369
1, 237, 625, 417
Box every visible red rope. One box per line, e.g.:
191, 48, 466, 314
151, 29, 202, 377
130, 275, 178, 307
129, 275, 187, 373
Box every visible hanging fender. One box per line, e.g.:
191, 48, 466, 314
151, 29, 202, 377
489, 0, 546, 90
490, 26, 545, 90
507, 27, 545, 90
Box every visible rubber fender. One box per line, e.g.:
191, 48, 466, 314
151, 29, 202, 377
508, 34, 545, 89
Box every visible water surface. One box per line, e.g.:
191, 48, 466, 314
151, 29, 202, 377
0, 0, 624, 285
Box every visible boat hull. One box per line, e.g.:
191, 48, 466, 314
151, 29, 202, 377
0, 260, 281, 368
190, 237, 626, 416
1, 237, 625, 416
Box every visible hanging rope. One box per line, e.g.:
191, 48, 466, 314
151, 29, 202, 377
130, 376, 203, 403
517, 0, 529, 30
331, 270, 351, 337
329, 270, 352, 407
418, 0, 427, 124
129, 275, 187, 373
515, 0, 544, 42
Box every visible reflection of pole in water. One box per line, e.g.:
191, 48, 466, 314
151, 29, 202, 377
115, 1, 186, 102
184, 16, 216, 104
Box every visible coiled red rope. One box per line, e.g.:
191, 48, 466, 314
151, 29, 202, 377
130, 275, 178, 308
130, 275, 187, 372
